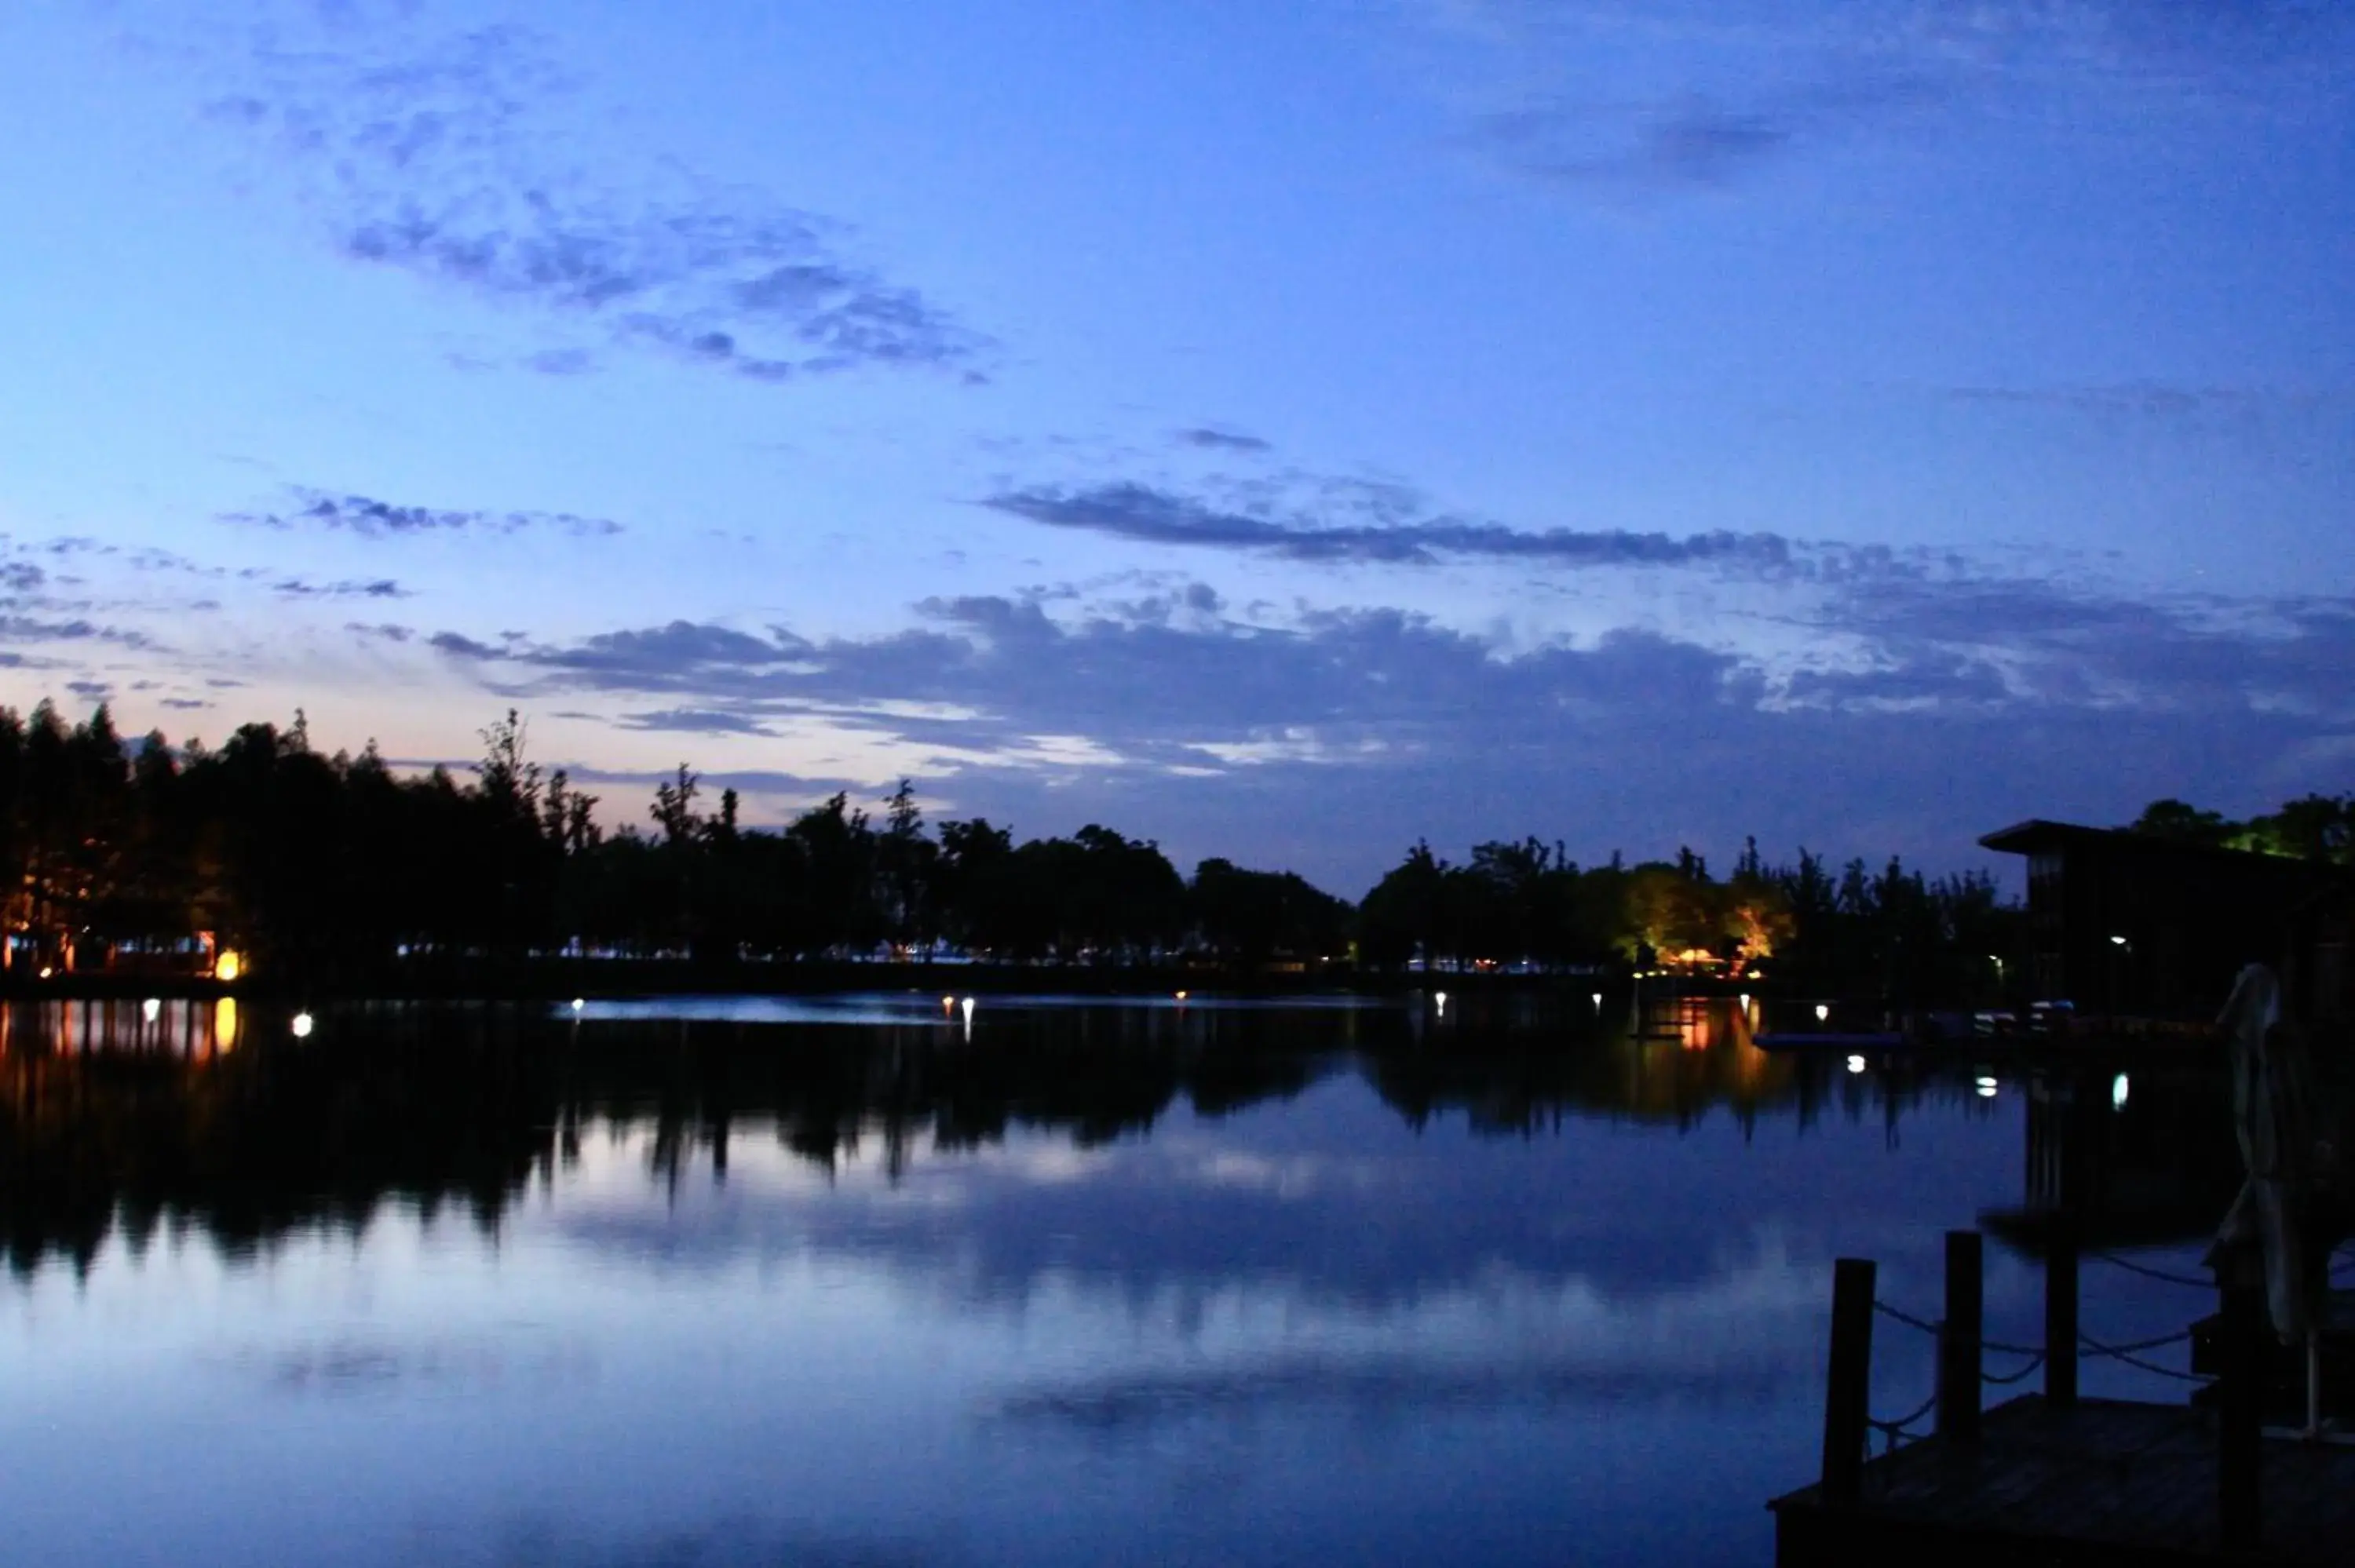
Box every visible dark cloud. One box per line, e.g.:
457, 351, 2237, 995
617, 708, 778, 738
199, 20, 987, 381
272, 576, 411, 599
986, 482, 1794, 571
347, 622, 414, 642
232, 487, 624, 539
1174, 427, 1273, 454
419, 567, 2355, 888
0, 614, 156, 650
429, 631, 503, 659
160, 697, 210, 710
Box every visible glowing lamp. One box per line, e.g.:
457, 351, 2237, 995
2112, 1074, 2130, 1110
1846, 1054, 1865, 1075
214, 950, 244, 983
291, 1011, 315, 1039
1814, 1003, 1830, 1023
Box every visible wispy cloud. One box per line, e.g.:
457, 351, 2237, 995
1175, 427, 1274, 454
1407, 0, 2354, 191
188, 11, 988, 381
617, 707, 779, 738
985, 481, 1794, 571
1936, 381, 2345, 421
229, 487, 625, 538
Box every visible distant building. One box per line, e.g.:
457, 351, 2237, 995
1979, 819, 2345, 1019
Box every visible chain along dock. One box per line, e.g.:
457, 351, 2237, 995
1769, 1232, 2355, 1566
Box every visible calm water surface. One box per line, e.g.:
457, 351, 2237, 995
0, 995, 2225, 1566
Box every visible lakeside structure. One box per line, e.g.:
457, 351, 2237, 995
1980, 819, 2348, 1022
1769, 827, 2355, 1563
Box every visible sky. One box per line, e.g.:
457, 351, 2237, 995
1, 0, 2350, 893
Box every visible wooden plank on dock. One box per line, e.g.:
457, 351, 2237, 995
1771, 1395, 2355, 1566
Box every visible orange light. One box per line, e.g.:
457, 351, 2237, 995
214, 950, 245, 983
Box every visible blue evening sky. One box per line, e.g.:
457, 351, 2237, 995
2, 0, 2350, 890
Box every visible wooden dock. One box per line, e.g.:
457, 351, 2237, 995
1770, 1238, 2355, 1565
1773, 1395, 2355, 1566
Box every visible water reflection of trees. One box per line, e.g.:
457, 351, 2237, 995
0, 998, 2038, 1276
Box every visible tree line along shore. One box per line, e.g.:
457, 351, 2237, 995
2, 700, 2344, 1001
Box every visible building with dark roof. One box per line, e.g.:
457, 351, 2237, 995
1979, 819, 2345, 1020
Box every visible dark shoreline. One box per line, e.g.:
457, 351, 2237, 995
0, 958, 1723, 1005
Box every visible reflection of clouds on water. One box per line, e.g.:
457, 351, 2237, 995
540, 1075, 1993, 1327
495, 1516, 942, 1568
984, 1245, 1828, 1437
227, 1333, 597, 1397
991, 1354, 1792, 1433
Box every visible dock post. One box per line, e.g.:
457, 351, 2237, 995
2218, 1276, 2264, 1548
1821, 1256, 1876, 1503
2044, 1216, 2077, 1408
1938, 1230, 1983, 1444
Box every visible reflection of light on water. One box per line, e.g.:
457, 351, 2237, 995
2112, 1074, 2130, 1110
142, 997, 162, 1023
1846, 1054, 1866, 1075
214, 997, 239, 1054
1975, 1075, 1999, 1099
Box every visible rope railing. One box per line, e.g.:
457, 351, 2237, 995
2079, 1328, 2210, 1384
2090, 1250, 2214, 1289
1866, 1387, 1939, 1451
1875, 1295, 2200, 1378
1982, 1351, 2046, 1386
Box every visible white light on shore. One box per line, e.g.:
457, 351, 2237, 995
1815, 1004, 1831, 1023
570, 997, 586, 1013
291, 1012, 315, 1039
1976, 1075, 1999, 1099
2112, 1073, 2130, 1110
1846, 1054, 1866, 1075
961, 997, 975, 1022
1592, 992, 1604, 1008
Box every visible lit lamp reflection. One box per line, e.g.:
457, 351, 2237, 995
213, 997, 239, 1054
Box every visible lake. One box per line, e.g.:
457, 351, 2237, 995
0, 993, 2234, 1566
